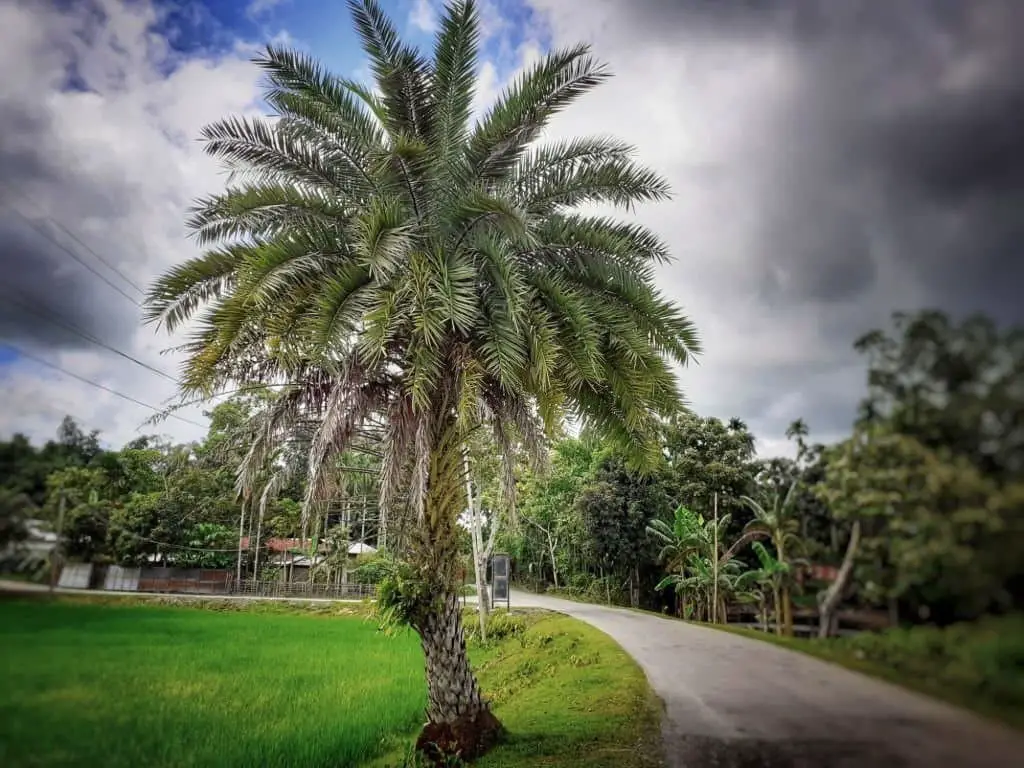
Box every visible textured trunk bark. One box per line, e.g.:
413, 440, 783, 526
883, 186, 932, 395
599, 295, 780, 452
421, 591, 485, 719
410, 415, 502, 763
414, 588, 502, 763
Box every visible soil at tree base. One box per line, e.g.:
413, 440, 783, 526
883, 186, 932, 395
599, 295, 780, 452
415, 709, 505, 764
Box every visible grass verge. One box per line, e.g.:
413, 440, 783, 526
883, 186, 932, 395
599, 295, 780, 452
370, 608, 663, 768
705, 617, 1024, 731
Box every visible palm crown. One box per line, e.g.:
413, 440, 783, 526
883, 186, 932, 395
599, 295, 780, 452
147, 0, 697, 500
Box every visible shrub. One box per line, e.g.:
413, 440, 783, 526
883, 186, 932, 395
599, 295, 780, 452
462, 610, 528, 645
352, 550, 395, 584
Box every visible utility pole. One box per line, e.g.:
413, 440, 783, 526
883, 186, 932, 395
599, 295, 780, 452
712, 492, 719, 625
49, 491, 66, 594
236, 497, 247, 589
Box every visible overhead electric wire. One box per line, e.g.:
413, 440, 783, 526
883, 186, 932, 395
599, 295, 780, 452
1, 290, 178, 383
3, 204, 142, 307
133, 535, 240, 553
4, 342, 206, 429
0, 181, 147, 296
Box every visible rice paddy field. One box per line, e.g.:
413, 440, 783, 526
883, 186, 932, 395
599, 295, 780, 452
0, 596, 661, 768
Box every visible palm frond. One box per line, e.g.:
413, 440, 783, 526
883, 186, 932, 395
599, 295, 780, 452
468, 44, 610, 183
430, 0, 480, 167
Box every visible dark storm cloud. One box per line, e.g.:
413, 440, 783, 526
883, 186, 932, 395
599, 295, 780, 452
627, 0, 1024, 324
0, 214, 141, 351
0, 64, 144, 353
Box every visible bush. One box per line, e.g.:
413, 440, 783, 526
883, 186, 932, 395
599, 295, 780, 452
462, 610, 527, 645
352, 550, 394, 585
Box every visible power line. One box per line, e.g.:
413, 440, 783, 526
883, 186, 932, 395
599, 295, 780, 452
134, 535, 240, 553
1, 290, 178, 383
0, 181, 146, 296
4, 342, 206, 429
4, 204, 142, 307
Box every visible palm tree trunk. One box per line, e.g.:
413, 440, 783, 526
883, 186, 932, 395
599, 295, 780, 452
778, 540, 794, 637
410, 416, 502, 762
236, 497, 248, 587
782, 585, 794, 637
773, 585, 782, 635
416, 591, 499, 754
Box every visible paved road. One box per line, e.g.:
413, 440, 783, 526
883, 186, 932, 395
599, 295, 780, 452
510, 590, 1023, 768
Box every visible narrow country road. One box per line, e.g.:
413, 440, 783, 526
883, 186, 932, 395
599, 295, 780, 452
510, 590, 1023, 768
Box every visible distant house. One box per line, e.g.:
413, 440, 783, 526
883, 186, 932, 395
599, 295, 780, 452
0, 519, 56, 575
16, 519, 56, 558
238, 537, 377, 583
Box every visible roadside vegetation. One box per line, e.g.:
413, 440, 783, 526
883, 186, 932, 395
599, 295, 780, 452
711, 614, 1024, 730
0, 598, 660, 767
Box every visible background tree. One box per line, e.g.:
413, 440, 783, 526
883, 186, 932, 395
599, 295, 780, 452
855, 310, 1024, 482
662, 412, 757, 536
736, 487, 805, 636
578, 450, 671, 607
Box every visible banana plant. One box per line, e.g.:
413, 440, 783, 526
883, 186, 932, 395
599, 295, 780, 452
649, 504, 732, 620
738, 485, 806, 635
747, 540, 792, 635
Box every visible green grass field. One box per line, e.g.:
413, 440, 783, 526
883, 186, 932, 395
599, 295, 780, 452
0, 599, 425, 767
0, 598, 660, 768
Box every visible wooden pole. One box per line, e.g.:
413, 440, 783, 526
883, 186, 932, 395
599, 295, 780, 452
712, 492, 719, 624
49, 491, 66, 593
236, 497, 247, 586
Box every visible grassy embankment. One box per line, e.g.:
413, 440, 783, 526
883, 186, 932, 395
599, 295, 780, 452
0, 596, 660, 767
709, 615, 1024, 730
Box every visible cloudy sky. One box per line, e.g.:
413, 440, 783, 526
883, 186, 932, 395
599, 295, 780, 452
0, 0, 1020, 456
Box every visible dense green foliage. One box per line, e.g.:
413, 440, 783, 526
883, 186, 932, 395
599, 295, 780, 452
0, 399, 312, 574
504, 309, 1023, 630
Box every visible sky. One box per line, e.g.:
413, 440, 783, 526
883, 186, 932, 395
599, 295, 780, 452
0, 0, 1021, 458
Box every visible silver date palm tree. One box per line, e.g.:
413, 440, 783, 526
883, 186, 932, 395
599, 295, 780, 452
146, 0, 699, 759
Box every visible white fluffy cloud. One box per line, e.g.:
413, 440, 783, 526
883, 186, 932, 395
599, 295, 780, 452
409, 0, 438, 33
0, 0, 264, 447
